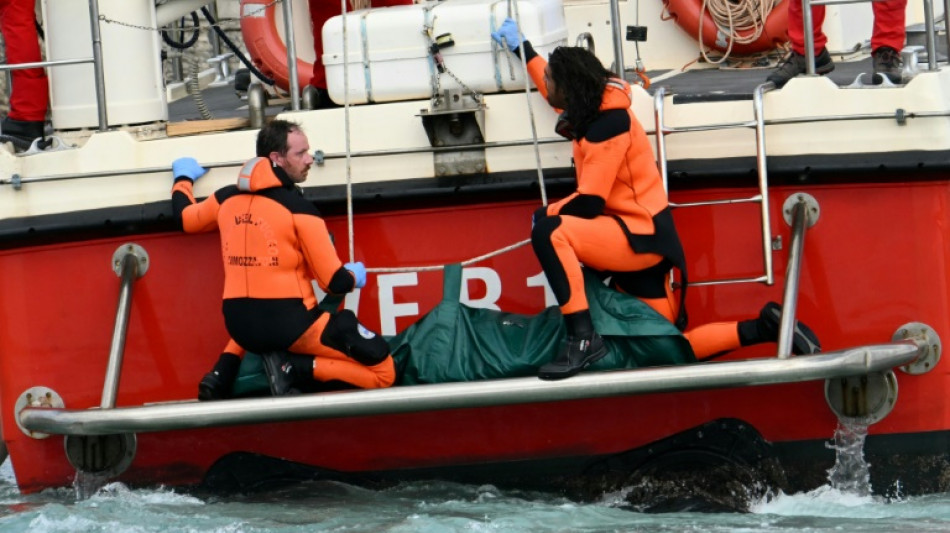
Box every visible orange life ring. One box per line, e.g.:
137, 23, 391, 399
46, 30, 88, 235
663, 0, 788, 55
240, 0, 313, 91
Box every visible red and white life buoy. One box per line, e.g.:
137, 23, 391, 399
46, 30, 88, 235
240, 0, 314, 91
663, 0, 788, 56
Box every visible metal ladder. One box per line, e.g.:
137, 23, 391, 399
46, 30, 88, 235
652, 83, 825, 357
653, 83, 777, 288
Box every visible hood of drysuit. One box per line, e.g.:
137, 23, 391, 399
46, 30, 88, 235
599, 77, 632, 113
236, 157, 296, 192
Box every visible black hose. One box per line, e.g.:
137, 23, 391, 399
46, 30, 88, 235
162, 12, 201, 50
200, 6, 275, 86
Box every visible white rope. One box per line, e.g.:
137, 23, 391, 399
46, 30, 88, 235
367, 238, 531, 273
699, 0, 776, 64
341, 0, 355, 262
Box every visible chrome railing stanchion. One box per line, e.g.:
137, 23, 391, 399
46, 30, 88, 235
100, 244, 149, 409
777, 194, 819, 358
802, 0, 817, 75
653, 86, 669, 192
754, 83, 775, 285
87, 0, 108, 131
281, 0, 301, 110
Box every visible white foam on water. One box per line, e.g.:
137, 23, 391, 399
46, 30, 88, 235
751, 485, 883, 518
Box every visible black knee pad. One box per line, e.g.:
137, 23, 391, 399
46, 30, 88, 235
320, 309, 389, 366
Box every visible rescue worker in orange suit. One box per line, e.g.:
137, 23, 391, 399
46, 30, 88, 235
491, 20, 820, 379
171, 119, 395, 399
306, 0, 412, 107
0, 0, 48, 146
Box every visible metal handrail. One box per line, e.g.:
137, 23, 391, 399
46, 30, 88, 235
777, 200, 808, 358
19, 341, 923, 436
100, 245, 147, 408
653, 83, 776, 288
803, 0, 940, 75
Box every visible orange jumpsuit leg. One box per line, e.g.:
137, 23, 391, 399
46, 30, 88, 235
222, 338, 246, 359
289, 313, 395, 389
683, 322, 741, 359
540, 215, 666, 314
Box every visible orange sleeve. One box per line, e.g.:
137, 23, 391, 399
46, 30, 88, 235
527, 54, 547, 100
174, 181, 220, 233
293, 213, 346, 292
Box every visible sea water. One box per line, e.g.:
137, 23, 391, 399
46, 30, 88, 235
4, 452, 950, 533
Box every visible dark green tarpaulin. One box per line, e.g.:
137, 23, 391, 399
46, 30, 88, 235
389, 264, 694, 385
232, 264, 694, 394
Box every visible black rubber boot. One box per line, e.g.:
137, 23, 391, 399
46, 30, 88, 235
738, 302, 821, 355
538, 332, 608, 380
0, 116, 45, 146
260, 352, 313, 396
198, 353, 241, 401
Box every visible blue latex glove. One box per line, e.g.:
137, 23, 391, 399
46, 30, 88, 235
344, 261, 367, 289
172, 157, 207, 181
491, 18, 521, 52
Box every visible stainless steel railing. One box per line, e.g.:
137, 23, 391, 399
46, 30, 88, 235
652, 83, 777, 288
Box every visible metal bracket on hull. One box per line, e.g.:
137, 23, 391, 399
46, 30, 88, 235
893, 322, 941, 375
14, 386, 64, 439
419, 88, 487, 177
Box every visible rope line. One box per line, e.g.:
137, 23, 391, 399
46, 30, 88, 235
698, 0, 776, 64
341, 0, 356, 263
367, 239, 530, 273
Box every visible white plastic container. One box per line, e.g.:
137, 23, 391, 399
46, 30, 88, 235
322, 0, 568, 105
42, 0, 166, 129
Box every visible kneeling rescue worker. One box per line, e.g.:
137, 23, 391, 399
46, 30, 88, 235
491, 20, 821, 380
171, 119, 395, 399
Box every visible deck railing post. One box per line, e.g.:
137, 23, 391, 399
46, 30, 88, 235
100, 244, 149, 409
608, 0, 625, 76
282, 0, 301, 111
802, 0, 817, 75
87, 0, 109, 131
778, 194, 819, 358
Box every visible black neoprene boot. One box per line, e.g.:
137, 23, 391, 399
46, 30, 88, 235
538, 310, 608, 380
198, 353, 241, 401
260, 352, 314, 396
738, 301, 821, 355
1, 117, 45, 147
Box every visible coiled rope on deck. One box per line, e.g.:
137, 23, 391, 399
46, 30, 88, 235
698, 0, 776, 63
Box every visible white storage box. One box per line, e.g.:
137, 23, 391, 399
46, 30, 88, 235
322, 0, 568, 105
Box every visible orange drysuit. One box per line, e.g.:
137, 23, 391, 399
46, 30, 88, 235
523, 44, 687, 330
171, 158, 394, 389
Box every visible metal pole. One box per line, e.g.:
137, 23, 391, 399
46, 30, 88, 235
653, 86, 669, 193
87, 0, 109, 131
609, 0, 626, 76
753, 83, 774, 285
100, 245, 147, 408
944, 0, 950, 66
802, 0, 816, 75
923, 0, 937, 70
777, 200, 807, 358
282, 0, 300, 111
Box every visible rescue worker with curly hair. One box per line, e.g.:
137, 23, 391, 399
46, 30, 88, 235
171, 119, 395, 399
491, 20, 820, 379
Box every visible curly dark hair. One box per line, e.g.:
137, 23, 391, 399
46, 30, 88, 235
547, 47, 613, 135
256, 119, 303, 157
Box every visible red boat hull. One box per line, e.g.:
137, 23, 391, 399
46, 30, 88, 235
1, 179, 948, 494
